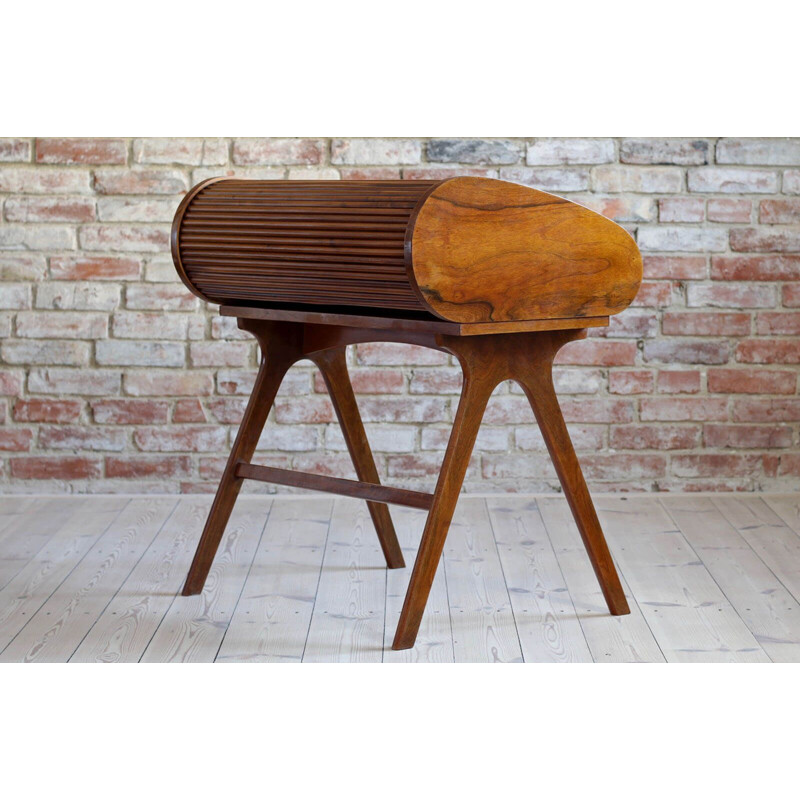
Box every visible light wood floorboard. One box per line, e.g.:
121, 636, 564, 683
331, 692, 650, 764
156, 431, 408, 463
0, 493, 799, 662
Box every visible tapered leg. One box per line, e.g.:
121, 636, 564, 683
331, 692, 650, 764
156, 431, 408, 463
313, 348, 404, 569
182, 325, 298, 595
392, 362, 499, 650
516, 334, 630, 616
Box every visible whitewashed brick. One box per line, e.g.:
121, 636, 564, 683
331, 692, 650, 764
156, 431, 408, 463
428, 139, 522, 165
331, 139, 421, 165
133, 138, 228, 165
35, 283, 120, 311
527, 138, 614, 165
717, 138, 800, 165
326, 424, 416, 453
499, 167, 590, 192
112, 311, 190, 340
637, 226, 728, 252
16, 311, 108, 339
0, 284, 32, 309
0, 225, 76, 251
620, 139, 708, 165
97, 197, 181, 222
2, 340, 90, 366
96, 340, 185, 367
687, 167, 779, 193
593, 166, 683, 193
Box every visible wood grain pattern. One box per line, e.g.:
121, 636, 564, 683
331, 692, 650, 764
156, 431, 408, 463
216, 498, 331, 663
140, 499, 267, 662
0, 497, 129, 657
383, 506, 454, 663
303, 498, 387, 662
173, 177, 641, 325
662, 495, 800, 662
70, 498, 210, 663
409, 177, 642, 323
486, 497, 593, 662
442, 498, 523, 662
0, 498, 175, 663
537, 497, 664, 662
594, 497, 769, 663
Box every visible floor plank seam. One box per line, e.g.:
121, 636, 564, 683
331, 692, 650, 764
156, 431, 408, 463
68, 499, 180, 663
0, 498, 134, 660
299, 501, 335, 664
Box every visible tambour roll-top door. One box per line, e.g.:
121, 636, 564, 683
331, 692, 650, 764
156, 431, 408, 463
172, 178, 440, 313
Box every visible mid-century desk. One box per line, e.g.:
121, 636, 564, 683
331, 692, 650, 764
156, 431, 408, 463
171, 176, 642, 650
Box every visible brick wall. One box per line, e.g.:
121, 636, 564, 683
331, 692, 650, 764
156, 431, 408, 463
0, 137, 798, 493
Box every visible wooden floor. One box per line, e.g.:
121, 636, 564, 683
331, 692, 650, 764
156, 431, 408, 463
1, 492, 800, 662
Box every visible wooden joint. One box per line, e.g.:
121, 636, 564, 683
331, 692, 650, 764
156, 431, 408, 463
235, 461, 433, 510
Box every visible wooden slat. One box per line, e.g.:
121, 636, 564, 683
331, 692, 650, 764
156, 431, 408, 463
537, 497, 664, 662
443, 498, 523, 662
713, 496, 800, 606
303, 498, 387, 662
0, 497, 130, 657
486, 497, 593, 662
236, 461, 433, 510
216, 498, 331, 663
593, 497, 770, 663
69, 498, 211, 663
764, 494, 800, 535
0, 498, 176, 663
140, 498, 268, 663
0, 498, 88, 591
383, 506, 454, 663
662, 496, 800, 663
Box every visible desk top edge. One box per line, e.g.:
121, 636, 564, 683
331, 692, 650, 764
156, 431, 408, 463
219, 305, 609, 335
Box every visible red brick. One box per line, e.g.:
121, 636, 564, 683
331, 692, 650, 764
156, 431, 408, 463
579, 453, 666, 481
559, 398, 634, 424
50, 256, 141, 281
36, 138, 127, 165
134, 426, 227, 452
356, 397, 448, 423
783, 284, 800, 307
610, 425, 699, 450
659, 197, 704, 222
578, 195, 655, 222
124, 372, 214, 396
756, 312, 800, 335
704, 424, 793, 449
173, 399, 207, 423
39, 426, 127, 451
554, 340, 637, 366
733, 399, 800, 422
313, 368, 405, 394
730, 228, 800, 253
0, 429, 34, 451
274, 396, 335, 424
206, 398, 247, 424
608, 370, 654, 395
707, 198, 751, 223
408, 368, 462, 395
672, 454, 761, 478
355, 342, 448, 366
233, 139, 323, 166
643, 340, 730, 364
126, 284, 197, 311
10, 456, 102, 479
662, 312, 751, 336
390, 454, 470, 479
16, 311, 108, 340
338, 168, 402, 180
712, 255, 800, 281
686, 283, 777, 309
106, 455, 191, 479
632, 281, 675, 307
0, 139, 31, 162
0, 168, 91, 194
777, 455, 800, 477
654, 370, 699, 394
736, 340, 800, 364
403, 167, 497, 180
640, 397, 729, 421
5, 196, 95, 223
642, 256, 706, 280
0, 370, 23, 395
13, 399, 82, 423
708, 368, 796, 394
93, 169, 187, 194
79, 225, 170, 252
91, 399, 169, 424
759, 199, 800, 223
